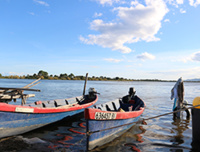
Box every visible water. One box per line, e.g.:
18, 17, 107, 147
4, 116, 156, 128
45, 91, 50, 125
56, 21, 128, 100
1, 79, 200, 151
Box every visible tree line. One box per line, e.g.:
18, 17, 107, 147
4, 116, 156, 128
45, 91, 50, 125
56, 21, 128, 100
0, 70, 177, 82
0, 70, 134, 81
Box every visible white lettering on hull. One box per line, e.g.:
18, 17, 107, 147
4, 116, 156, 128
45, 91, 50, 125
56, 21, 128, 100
15, 107, 34, 113
95, 112, 116, 120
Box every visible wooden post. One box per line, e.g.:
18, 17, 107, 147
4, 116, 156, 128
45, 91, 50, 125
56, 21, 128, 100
176, 102, 181, 118
83, 73, 88, 96
192, 97, 200, 150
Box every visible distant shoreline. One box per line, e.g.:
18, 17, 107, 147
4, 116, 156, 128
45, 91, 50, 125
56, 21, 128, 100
1, 77, 200, 83
1, 70, 199, 82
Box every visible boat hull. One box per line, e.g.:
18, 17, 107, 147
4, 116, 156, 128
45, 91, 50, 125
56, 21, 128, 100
0, 109, 83, 138
0, 95, 98, 138
86, 115, 141, 150
85, 96, 145, 150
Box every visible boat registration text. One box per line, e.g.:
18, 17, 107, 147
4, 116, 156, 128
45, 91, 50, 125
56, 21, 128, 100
95, 112, 116, 120
15, 107, 34, 113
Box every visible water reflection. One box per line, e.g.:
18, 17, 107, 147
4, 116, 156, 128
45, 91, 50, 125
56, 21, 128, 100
171, 118, 190, 145
92, 122, 146, 152
46, 119, 87, 151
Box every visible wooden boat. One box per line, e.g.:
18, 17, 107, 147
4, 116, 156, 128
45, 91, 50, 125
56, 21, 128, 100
0, 74, 98, 138
0, 89, 98, 138
85, 92, 145, 150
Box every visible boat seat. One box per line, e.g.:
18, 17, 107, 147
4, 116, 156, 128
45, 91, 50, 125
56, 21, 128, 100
66, 98, 76, 105
26, 101, 43, 108
94, 105, 101, 109
42, 103, 46, 108
42, 100, 56, 108
34, 103, 43, 108
65, 99, 69, 105
105, 102, 115, 111
101, 107, 107, 111
97, 107, 102, 110
106, 105, 111, 111
54, 99, 68, 107
100, 104, 107, 111
37, 96, 83, 108
114, 99, 120, 110
76, 96, 83, 102
112, 102, 118, 111
94, 100, 121, 111
94, 104, 106, 111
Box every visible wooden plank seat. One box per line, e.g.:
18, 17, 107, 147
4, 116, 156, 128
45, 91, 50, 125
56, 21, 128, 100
54, 99, 68, 107
26, 96, 84, 108
112, 99, 120, 110
105, 102, 115, 111
93, 99, 121, 111
93, 104, 102, 110
41, 100, 55, 108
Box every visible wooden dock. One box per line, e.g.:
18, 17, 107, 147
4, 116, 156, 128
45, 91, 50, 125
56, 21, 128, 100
0, 78, 41, 105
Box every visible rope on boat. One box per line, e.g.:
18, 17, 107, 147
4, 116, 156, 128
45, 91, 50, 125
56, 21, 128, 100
143, 104, 195, 121
86, 104, 200, 135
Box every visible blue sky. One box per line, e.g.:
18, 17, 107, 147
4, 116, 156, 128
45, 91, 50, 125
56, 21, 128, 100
0, 0, 200, 80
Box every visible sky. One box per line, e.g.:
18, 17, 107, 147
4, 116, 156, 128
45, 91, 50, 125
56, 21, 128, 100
0, 0, 200, 80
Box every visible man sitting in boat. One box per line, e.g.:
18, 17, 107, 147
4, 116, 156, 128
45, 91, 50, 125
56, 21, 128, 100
120, 87, 144, 111
122, 87, 139, 104
82, 88, 98, 104
88, 88, 97, 100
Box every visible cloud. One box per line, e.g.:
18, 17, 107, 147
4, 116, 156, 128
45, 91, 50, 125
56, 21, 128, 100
167, 0, 184, 7
131, 0, 141, 6
2, 72, 25, 76
29, 12, 35, 15
180, 8, 186, 13
176, 0, 184, 4
189, 0, 200, 7
33, 0, 49, 7
81, 0, 169, 53
94, 0, 120, 5
164, 19, 170, 22
104, 58, 123, 63
150, 67, 200, 80
137, 52, 155, 60
178, 51, 200, 62
90, 66, 99, 68
190, 51, 200, 61
94, 12, 103, 18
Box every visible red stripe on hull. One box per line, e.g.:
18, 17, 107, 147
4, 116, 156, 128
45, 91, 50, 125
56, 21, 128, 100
0, 96, 98, 114
85, 106, 145, 120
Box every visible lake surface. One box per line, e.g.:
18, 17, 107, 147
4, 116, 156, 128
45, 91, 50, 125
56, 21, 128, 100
1, 79, 200, 151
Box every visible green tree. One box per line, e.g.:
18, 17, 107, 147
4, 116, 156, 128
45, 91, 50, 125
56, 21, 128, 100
114, 77, 119, 80
69, 73, 75, 79
38, 70, 48, 79
33, 73, 37, 78
59, 73, 68, 79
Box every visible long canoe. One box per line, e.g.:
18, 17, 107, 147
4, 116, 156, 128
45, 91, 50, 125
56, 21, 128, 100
0, 93, 98, 138
85, 95, 145, 150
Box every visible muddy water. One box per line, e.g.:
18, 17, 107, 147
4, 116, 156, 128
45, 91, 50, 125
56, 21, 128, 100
1, 79, 200, 151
